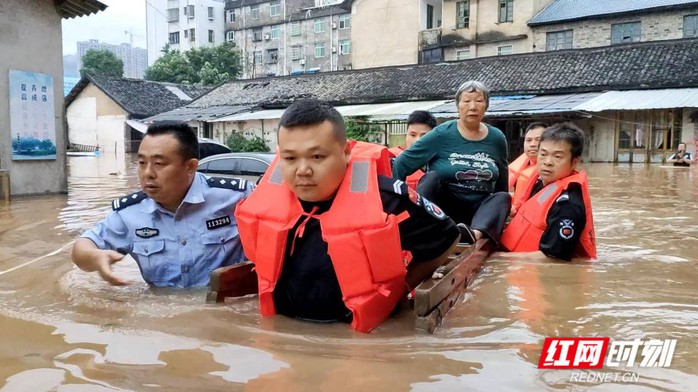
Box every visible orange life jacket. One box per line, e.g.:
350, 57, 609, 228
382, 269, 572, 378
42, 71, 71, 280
508, 153, 533, 190
511, 165, 538, 215
500, 171, 597, 259
388, 145, 424, 190
235, 141, 407, 333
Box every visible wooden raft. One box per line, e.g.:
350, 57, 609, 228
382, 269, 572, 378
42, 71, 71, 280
206, 239, 493, 333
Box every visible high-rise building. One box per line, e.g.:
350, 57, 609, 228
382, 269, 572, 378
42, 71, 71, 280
146, 0, 226, 66
77, 39, 148, 79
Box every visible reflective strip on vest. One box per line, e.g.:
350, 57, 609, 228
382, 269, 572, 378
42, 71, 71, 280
537, 183, 558, 204
350, 161, 369, 193
268, 165, 283, 185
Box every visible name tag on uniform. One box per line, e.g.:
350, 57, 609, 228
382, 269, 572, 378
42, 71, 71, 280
206, 215, 231, 230
135, 227, 159, 238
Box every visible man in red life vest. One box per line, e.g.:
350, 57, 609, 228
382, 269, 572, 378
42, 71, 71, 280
235, 99, 460, 333
388, 111, 438, 190
509, 123, 546, 215
500, 122, 596, 261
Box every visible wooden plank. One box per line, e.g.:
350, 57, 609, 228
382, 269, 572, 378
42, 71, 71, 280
206, 261, 258, 303
413, 239, 493, 317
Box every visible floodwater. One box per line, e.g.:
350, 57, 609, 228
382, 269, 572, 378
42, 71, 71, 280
0, 154, 697, 392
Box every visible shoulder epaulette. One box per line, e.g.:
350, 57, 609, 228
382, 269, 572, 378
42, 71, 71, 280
378, 175, 407, 195
112, 191, 148, 211
206, 176, 249, 192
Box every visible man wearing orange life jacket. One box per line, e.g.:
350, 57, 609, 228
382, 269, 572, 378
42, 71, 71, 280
388, 110, 438, 190
500, 122, 596, 261
235, 99, 460, 333
509, 123, 546, 215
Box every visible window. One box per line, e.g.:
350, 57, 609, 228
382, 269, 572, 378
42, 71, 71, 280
498, 0, 513, 23
497, 44, 513, 55
207, 159, 237, 176
184, 29, 188, 38
315, 18, 326, 33
291, 22, 301, 36
208, 6, 214, 20
421, 48, 442, 64
291, 45, 302, 60
456, 1, 469, 29
239, 158, 269, 176
271, 25, 281, 39
227, 10, 236, 23
315, 42, 325, 58
456, 48, 470, 60
208, 29, 215, 43
226, 30, 235, 42
189, 28, 196, 41
169, 31, 180, 44
611, 22, 641, 44
684, 15, 698, 38
546, 30, 573, 51
253, 27, 263, 41
270, 1, 281, 17
187, 4, 195, 18
254, 50, 263, 65
251, 5, 260, 19
339, 39, 351, 55
267, 49, 278, 64
167, 8, 179, 22
426, 4, 434, 29
339, 14, 351, 29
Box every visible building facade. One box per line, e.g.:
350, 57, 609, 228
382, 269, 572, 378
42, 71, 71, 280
528, 0, 698, 52
224, 0, 350, 78
0, 0, 106, 197
146, 0, 226, 66
77, 39, 148, 79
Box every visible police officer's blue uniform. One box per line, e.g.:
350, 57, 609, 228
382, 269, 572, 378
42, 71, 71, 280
81, 173, 252, 288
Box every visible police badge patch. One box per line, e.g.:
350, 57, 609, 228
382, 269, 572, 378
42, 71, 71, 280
559, 219, 575, 240
135, 227, 159, 238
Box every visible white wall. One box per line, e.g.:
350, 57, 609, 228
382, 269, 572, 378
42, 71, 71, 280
0, 0, 67, 196
67, 96, 99, 146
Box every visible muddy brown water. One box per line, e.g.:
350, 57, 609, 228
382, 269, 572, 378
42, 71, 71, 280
0, 155, 696, 391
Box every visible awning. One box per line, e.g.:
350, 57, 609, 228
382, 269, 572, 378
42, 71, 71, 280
212, 100, 450, 122
55, 0, 107, 19
573, 89, 698, 112
126, 119, 148, 133
430, 93, 602, 118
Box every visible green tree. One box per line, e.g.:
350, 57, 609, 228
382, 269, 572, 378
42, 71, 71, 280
345, 117, 383, 143
225, 133, 270, 152
80, 49, 124, 78
144, 45, 197, 84
144, 43, 241, 85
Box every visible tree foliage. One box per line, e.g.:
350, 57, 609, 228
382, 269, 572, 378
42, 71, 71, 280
225, 133, 270, 152
80, 49, 124, 78
345, 117, 384, 143
145, 43, 241, 85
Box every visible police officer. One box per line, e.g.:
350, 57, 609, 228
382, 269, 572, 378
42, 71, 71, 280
71, 121, 252, 288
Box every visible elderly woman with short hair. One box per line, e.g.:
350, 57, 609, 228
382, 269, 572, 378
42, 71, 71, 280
393, 80, 511, 243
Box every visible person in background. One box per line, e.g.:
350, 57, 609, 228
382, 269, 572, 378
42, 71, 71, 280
72, 121, 252, 288
235, 99, 460, 333
666, 142, 692, 166
509, 123, 546, 215
388, 111, 438, 189
392, 80, 511, 244
499, 122, 596, 261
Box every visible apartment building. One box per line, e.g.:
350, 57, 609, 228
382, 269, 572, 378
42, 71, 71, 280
224, 0, 351, 78
77, 39, 148, 79
146, 0, 226, 66
528, 0, 698, 52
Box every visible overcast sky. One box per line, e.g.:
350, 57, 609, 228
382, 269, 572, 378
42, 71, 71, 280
62, 0, 148, 56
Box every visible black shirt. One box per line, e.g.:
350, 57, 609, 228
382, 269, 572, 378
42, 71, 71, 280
529, 179, 586, 261
273, 175, 460, 322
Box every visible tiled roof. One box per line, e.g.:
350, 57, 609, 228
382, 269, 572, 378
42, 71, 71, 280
529, 0, 698, 26
187, 38, 698, 109
65, 75, 213, 119
143, 105, 252, 122
55, 0, 107, 19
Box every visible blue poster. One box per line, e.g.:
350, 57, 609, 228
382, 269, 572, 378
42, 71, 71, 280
9, 70, 57, 160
